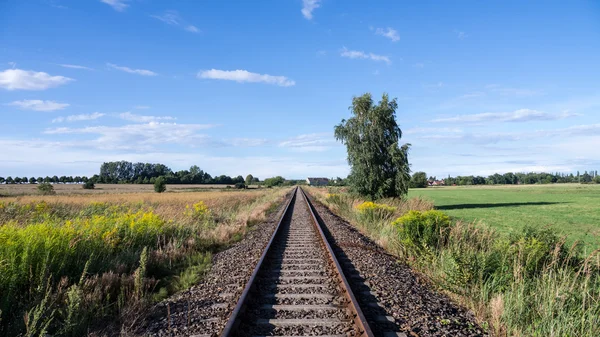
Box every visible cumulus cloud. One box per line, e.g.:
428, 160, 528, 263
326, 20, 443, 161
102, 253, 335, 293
301, 0, 321, 20
52, 112, 105, 123
433, 109, 580, 123
0, 69, 74, 90
373, 27, 400, 42
7, 99, 69, 112
198, 69, 295, 87
106, 63, 157, 76
100, 0, 128, 11
150, 10, 200, 33
119, 111, 176, 123
340, 48, 391, 64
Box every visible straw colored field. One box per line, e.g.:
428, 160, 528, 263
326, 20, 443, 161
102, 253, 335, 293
0, 183, 259, 196
0, 187, 291, 336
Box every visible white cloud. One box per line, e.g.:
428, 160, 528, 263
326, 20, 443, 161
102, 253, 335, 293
59, 64, 94, 71
279, 133, 337, 152
374, 27, 400, 42
417, 124, 600, 145
454, 29, 467, 39
52, 112, 105, 123
186, 25, 200, 33
100, 0, 128, 11
404, 127, 463, 135
119, 111, 176, 123
340, 48, 391, 64
150, 10, 200, 33
485, 84, 544, 97
0, 138, 349, 179
198, 69, 295, 87
433, 109, 580, 123
7, 99, 69, 112
301, 0, 321, 20
43, 122, 216, 151
134, 105, 150, 109
0, 69, 74, 90
107, 63, 157, 76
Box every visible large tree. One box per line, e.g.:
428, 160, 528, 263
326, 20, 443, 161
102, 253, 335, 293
334, 93, 411, 199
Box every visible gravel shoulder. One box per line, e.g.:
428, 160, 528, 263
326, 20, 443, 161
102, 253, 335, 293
305, 190, 487, 337
135, 189, 294, 337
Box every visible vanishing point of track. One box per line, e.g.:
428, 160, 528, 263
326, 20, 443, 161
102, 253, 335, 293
220, 187, 374, 337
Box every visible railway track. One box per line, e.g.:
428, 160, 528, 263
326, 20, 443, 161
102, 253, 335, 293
220, 187, 374, 337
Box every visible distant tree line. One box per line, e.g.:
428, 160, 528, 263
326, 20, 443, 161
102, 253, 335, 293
0, 161, 261, 185
440, 171, 600, 186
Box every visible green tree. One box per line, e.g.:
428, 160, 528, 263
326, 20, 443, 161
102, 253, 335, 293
410, 172, 428, 188
29, 177, 37, 184
264, 176, 285, 187
37, 182, 56, 195
154, 176, 167, 193
6, 176, 14, 184
83, 180, 95, 189
334, 93, 411, 199
245, 174, 254, 186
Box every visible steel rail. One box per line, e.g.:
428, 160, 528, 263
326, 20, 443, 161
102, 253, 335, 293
219, 186, 298, 337
219, 186, 373, 337
298, 187, 375, 337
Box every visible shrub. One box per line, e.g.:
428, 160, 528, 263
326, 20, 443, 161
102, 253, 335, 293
392, 210, 451, 255
234, 182, 246, 189
184, 201, 211, 220
83, 181, 95, 189
263, 176, 285, 187
355, 201, 396, 223
410, 171, 428, 188
154, 177, 166, 193
37, 183, 56, 195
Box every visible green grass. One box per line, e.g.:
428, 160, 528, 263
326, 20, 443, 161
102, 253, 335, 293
409, 184, 600, 250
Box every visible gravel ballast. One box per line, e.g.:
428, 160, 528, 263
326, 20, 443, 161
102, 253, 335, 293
304, 190, 487, 337
137, 189, 294, 337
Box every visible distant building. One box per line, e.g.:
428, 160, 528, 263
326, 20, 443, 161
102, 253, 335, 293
306, 177, 329, 186
428, 179, 446, 186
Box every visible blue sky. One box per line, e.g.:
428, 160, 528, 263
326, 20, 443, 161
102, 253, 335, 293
1, 0, 599, 179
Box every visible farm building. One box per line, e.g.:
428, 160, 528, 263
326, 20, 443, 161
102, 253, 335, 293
306, 177, 329, 186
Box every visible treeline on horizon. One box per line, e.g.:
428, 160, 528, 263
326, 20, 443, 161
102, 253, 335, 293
0, 161, 307, 186
433, 170, 600, 186
1, 161, 600, 186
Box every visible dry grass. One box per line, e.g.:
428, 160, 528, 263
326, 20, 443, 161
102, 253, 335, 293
0, 186, 292, 335
0, 183, 261, 196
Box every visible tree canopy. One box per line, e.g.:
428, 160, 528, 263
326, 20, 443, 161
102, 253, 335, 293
334, 93, 411, 199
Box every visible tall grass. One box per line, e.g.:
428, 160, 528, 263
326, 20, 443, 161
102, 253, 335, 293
308, 187, 600, 336
0, 188, 289, 336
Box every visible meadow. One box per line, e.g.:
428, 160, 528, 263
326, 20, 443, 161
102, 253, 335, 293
409, 184, 600, 250
307, 186, 600, 337
0, 183, 249, 196
0, 187, 290, 336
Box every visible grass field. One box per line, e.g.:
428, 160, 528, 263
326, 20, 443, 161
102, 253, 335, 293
308, 186, 600, 336
0, 187, 290, 335
409, 184, 600, 250
0, 183, 260, 196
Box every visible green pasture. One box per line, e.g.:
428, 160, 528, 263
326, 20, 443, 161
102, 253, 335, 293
409, 183, 600, 250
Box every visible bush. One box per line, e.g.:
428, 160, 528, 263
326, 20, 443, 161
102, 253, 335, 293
263, 176, 285, 187
82, 181, 95, 190
154, 177, 166, 193
410, 171, 428, 188
234, 182, 246, 189
37, 183, 56, 195
355, 201, 396, 223
392, 210, 451, 255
